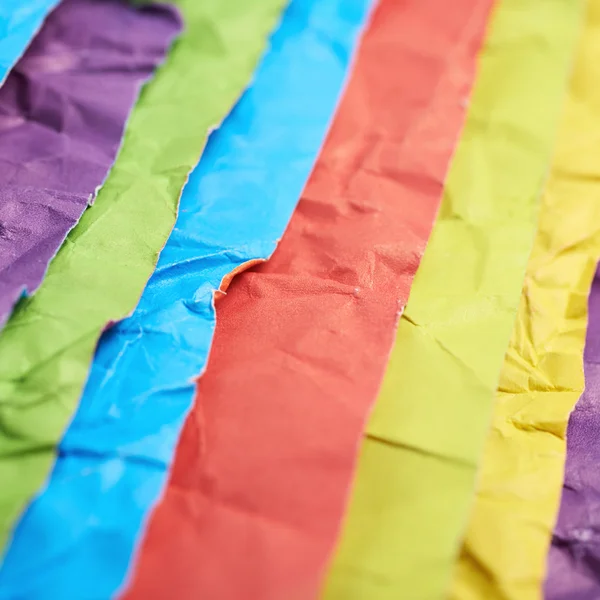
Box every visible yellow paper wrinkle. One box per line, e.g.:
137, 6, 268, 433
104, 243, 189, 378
321, 0, 585, 598
452, 1, 600, 597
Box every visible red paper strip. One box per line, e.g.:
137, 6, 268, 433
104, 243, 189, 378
123, 0, 496, 598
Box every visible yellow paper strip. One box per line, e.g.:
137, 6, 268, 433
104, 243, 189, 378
321, 1, 585, 599
451, 1, 600, 598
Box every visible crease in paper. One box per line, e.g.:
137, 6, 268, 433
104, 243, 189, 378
322, 0, 586, 599
118, 0, 497, 599
452, 1, 600, 598
0, 0, 287, 577
0, 0, 182, 328
546, 265, 600, 599
0, 0, 373, 598
0, 0, 60, 87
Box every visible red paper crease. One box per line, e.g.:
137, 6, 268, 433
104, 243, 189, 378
122, 0, 496, 598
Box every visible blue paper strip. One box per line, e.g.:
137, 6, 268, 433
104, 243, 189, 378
0, 0, 60, 86
0, 0, 374, 597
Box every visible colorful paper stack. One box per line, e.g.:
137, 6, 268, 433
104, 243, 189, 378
0, 1, 598, 598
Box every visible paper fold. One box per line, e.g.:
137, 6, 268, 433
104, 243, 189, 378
0, 0, 371, 597
0, 0, 286, 573
452, 1, 600, 597
120, 0, 495, 598
323, 1, 585, 598
0, 0, 60, 87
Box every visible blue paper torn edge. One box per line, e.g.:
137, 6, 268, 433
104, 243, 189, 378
0, 0, 375, 597
0, 0, 61, 87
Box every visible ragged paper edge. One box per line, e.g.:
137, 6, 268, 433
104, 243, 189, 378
321, 0, 588, 598
0, 2, 184, 332
0, 0, 61, 89
0, 0, 366, 592
115, 1, 381, 593
450, 0, 598, 596
0, 0, 289, 567
320, 1, 499, 597
444, 1, 588, 598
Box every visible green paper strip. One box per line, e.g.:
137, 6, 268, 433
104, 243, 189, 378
0, 0, 286, 552
322, 0, 585, 599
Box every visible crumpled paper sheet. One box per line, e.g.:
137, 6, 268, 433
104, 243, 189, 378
452, 2, 600, 598
0, 0, 181, 329
0, 0, 60, 87
117, 0, 495, 598
546, 267, 600, 599
0, 1, 373, 598
321, 1, 585, 599
0, 0, 286, 566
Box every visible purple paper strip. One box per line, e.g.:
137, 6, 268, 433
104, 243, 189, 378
546, 265, 600, 600
0, 0, 181, 327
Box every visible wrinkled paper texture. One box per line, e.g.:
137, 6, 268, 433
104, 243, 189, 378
0, 0, 286, 565
0, 0, 59, 87
0, 0, 182, 328
120, 0, 495, 598
453, 2, 600, 598
0, 0, 372, 598
546, 266, 600, 600
322, 1, 585, 599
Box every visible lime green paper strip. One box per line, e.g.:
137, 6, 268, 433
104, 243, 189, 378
453, 1, 600, 596
0, 0, 286, 552
322, 0, 584, 599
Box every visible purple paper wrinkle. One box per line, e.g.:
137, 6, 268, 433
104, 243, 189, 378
0, 0, 181, 327
546, 265, 600, 600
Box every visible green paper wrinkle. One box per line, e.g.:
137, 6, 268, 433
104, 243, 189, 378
0, 0, 287, 554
